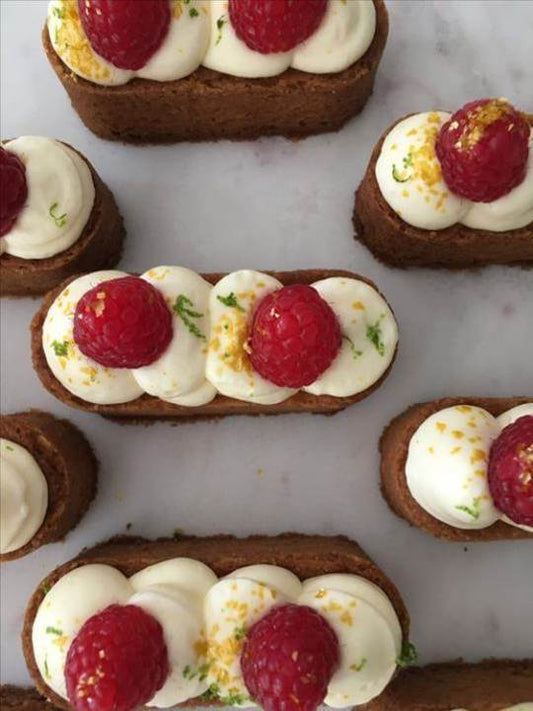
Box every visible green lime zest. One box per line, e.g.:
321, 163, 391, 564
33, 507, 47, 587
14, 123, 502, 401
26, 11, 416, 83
46, 626, 63, 636
217, 292, 245, 312
200, 683, 220, 702
216, 15, 226, 45
352, 657, 367, 672
366, 315, 386, 356
343, 335, 363, 361
455, 496, 482, 520
234, 625, 247, 641
396, 641, 418, 668
49, 202, 67, 227
392, 152, 414, 183
51, 339, 69, 357
173, 294, 206, 340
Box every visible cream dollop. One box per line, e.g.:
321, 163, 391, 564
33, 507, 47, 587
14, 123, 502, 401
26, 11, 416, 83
205, 270, 296, 405
0, 439, 48, 554
33, 559, 403, 708
42, 270, 144, 405
133, 266, 216, 407
406, 403, 533, 531
303, 277, 398, 397
375, 112, 533, 232
42, 268, 398, 407
2, 136, 95, 259
48, 0, 376, 85
292, 0, 376, 74
47, 0, 210, 87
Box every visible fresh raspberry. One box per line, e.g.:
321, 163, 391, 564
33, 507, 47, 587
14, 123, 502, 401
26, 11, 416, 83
435, 98, 530, 202
488, 415, 533, 527
0, 146, 28, 238
241, 604, 339, 711
73, 276, 173, 368
249, 284, 341, 388
229, 0, 327, 54
65, 604, 169, 711
78, 0, 171, 71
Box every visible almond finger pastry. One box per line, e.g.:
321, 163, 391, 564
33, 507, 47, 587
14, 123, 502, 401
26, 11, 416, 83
380, 397, 533, 541
43, 0, 388, 143
0, 411, 97, 561
0, 136, 125, 296
353, 98, 533, 268
23, 534, 410, 710
32, 267, 399, 419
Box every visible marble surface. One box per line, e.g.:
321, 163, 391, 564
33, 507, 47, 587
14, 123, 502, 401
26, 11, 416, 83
1, 0, 532, 697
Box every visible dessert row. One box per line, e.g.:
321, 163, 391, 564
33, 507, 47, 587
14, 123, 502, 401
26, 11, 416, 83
3, 397, 531, 567
2, 96, 532, 296
0, 534, 531, 710
44, 0, 388, 142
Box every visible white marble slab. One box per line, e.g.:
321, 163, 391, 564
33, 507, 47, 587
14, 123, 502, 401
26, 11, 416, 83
1, 0, 532, 696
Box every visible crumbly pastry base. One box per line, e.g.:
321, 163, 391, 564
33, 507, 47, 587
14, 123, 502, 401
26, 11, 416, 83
42, 0, 388, 144
358, 658, 533, 710
22, 533, 409, 708
0, 142, 125, 297
0, 685, 56, 710
31, 269, 398, 422
353, 116, 533, 269
0, 411, 98, 562
380, 396, 533, 542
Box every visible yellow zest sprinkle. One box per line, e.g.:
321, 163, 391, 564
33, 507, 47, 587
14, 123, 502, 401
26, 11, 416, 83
53, 1, 112, 82
470, 449, 486, 464
456, 99, 513, 151
212, 312, 252, 374
171, 0, 183, 20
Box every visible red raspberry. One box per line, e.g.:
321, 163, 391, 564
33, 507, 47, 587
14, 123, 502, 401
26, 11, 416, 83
241, 604, 339, 711
229, 0, 327, 54
249, 284, 341, 388
78, 0, 171, 71
65, 604, 169, 711
488, 415, 533, 527
0, 146, 28, 238
435, 98, 530, 202
73, 276, 173, 368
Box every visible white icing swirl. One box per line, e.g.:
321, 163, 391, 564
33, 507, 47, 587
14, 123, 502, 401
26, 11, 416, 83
47, 0, 210, 87
292, 0, 376, 75
2, 136, 94, 259
132, 266, 216, 406
375, 112, 533, 233
33, 560, 402, 707
42, 270, 144, 405
1, 439, 48, 554
42, 268, 398, 406
47, 0, 376, 85
205, 271, 296, 405
406, 403, 533, 532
